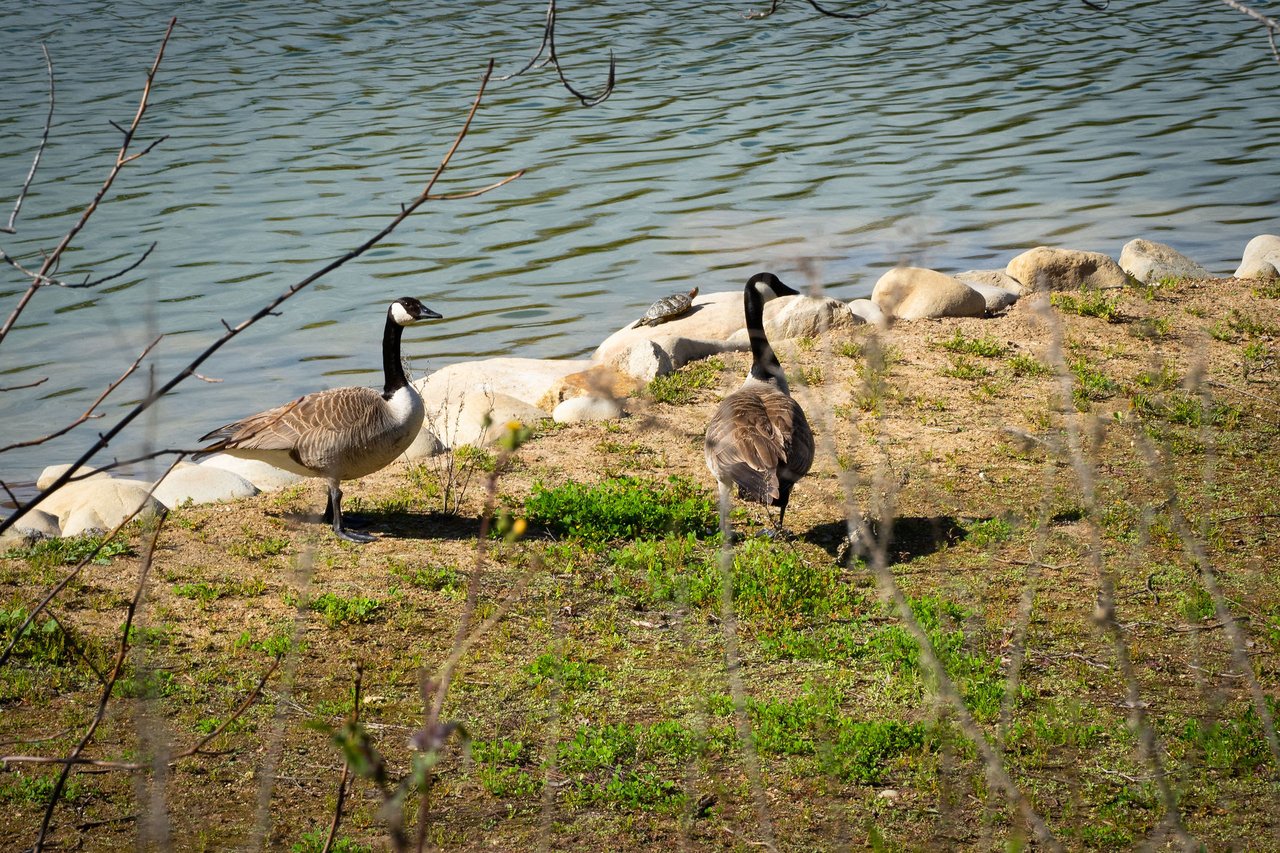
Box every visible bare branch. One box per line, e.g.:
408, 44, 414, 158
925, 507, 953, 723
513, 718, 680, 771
497, 0, 616, 106
2, 44, 54, 234
747, 0, 881, 21
0, 18, 176, 347
322, 664, 363, 853
0, 376, 49, 392
0, 59, 520, 537
0, 335, 163, 455
1221, 0, 1280, 63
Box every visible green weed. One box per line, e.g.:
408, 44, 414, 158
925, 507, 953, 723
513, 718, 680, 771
940, 356, 990, 381
525, 653, 606, 691
226, 534, 289, 560
1008, 353, 1051, 377
965, 517, 1015, 547
290, 828, 372, 853
1069, 357, 1121, 408
4, 534, 132, 568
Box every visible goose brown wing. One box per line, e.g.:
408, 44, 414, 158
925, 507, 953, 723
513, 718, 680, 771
705, 389, 794, 504
199, 387, 386, 469
779, 399, 814, 484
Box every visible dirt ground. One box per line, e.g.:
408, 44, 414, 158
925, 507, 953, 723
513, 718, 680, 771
2, 275, 1279, 851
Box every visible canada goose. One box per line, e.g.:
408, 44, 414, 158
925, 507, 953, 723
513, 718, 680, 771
704, 272, 814, 533
198, 296, 441, 543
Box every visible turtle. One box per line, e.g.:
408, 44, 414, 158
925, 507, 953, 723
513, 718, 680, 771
632, 286, 698, 328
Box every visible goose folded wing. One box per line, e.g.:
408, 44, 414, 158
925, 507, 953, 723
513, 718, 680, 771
706, 393, 794, 503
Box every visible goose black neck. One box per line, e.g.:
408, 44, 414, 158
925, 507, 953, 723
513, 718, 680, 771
382, 315, 408, 398
745, 287, 784, 384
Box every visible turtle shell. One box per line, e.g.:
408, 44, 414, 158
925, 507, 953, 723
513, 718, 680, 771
634, 287, 698, 328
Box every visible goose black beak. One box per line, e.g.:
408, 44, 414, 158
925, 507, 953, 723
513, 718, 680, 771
420, 307, 443, 320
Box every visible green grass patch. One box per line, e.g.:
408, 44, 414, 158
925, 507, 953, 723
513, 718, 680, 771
525, 476, 715, 543
646, 358, 724, 405
1008, 353, 1051, 377
525, 652, 606, 691
940, 356, 991, 381
964, 517, 1015, 547
226, 534, 289, 560
308, 592, 383, 626
4, 533, 133, 568
1069, 357, 1121, 408
1051, 289, 1121, 322
939, 329, 1007, 358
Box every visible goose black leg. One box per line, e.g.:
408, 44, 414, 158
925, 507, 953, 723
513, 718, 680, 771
327, 483, 376, 544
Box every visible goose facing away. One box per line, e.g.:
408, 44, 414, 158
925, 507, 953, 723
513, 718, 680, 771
198, 296, 441, 543
704, 272, 814, 532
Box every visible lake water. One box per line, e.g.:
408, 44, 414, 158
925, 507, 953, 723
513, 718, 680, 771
1, 0, 1277, 498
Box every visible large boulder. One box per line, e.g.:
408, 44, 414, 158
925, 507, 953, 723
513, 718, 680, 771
594, 291, 746, 380
0, 509, 60, 548
36, 463, 107, 491
415, 357, 589, 414
32, 478, 163, 537
544, 364, 643, 407
871, 268, 986, 320
1234, 234, 1280, 279
152, 463, 258, 508
1006, 247, 1129, 293
726, 295, 861, 346
1119, 239, 1210, 283
426, 391, 549, 448
199, 454, 307, 492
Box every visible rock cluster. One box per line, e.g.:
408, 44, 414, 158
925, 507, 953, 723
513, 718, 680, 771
8, 234, 1274, 542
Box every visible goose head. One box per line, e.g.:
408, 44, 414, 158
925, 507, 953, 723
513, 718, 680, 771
745, 272, 800, 305
389, 296, 443, 326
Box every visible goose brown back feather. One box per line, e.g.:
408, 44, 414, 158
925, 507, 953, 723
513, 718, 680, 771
705, 382, 813, 506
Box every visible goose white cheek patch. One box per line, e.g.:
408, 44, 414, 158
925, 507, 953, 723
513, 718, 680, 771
390, 302, 416, 325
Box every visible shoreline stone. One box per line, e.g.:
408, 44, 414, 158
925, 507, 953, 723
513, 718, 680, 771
1119, 239, 1210, 283
1006, 246, 1129, 293
871, 267, 986, 320
1234, 234, 1280, 279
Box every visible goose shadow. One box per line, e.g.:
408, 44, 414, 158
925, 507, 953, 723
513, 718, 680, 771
281, 509, 486, 542
807, 515, 967, 566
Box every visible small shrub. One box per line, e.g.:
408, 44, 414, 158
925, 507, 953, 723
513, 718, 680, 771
525, 476, 715, 543
1069, 357, 1120, 408
1008, 353, 1051, 378
610, 534, 719, 609
0, 607, 79, 667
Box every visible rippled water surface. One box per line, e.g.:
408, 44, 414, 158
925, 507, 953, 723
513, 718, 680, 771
1, 0, 1277, 492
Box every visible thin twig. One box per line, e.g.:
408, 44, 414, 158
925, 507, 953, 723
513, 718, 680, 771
0, 335, 163, 455
1220, 0, 1280, 63
0, 18, 176, 347
322, 663, 363, 853
0, 455, 182, 670
31, 510, 166, 853
2, 43, 54, 234
497, 0, 616, 106
0, 376, 49, 392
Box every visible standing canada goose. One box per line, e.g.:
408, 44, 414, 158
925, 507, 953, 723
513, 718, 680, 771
704, 272, 814, 533
198, 296, 441, 543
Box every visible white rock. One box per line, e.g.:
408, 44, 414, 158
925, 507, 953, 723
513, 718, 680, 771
594, 291, 744, 366
848, 298, 888, 328
1119, 239, 1210, 283
1234, 234, 1280, 279
0, 509, 60, 548
963, 281, 1020, 314
552, 396, 625, 424
871, 267, 986, 320
621, 339, 675, 382
955, 269, 1024, 295
399, 427, 445, 462
415, 357, 589, 414
1005, 247, 1129, 293
31, 478, 163, 536
426, 391, 549, 448
199, 454, 307, 492
36, 463, 107, 491
152, 464, 258, 508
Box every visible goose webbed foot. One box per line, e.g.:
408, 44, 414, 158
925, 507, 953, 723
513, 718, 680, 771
326, 484, 377, 545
